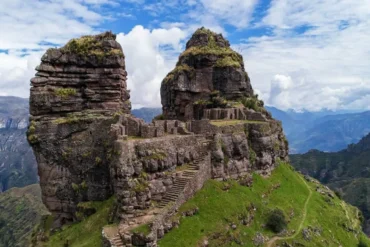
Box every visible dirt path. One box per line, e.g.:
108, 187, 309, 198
266, 175, 313, 247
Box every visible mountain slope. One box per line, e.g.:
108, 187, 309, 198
0, 96, 37, 192
29, 163, 369, 247
0, 184, 49, 247
158, 163, 368, 246
290, 133, 370, 234
266, 106, 370, 153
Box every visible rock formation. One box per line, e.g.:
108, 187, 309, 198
29, 28, 289, 246
28, 32, 130, 227
161, 27, 254, 121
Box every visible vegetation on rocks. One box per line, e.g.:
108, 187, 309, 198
215, 56, 242, 68
54, 88, 77, 99
131, 223, 151, 236
60, 33, 123, 58
163, 64, 195, 84
240, 95, 264, 112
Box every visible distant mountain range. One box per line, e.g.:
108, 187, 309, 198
266, 106, 370, 153
1, 96, 370, 192
290, 133, 370, 234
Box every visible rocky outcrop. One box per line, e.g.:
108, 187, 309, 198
161, 27, 254, 121
29, 28, 289, 246
28, 32, 131, 227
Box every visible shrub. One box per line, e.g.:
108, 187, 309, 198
154, 114, 165, 120
266, 209, 287, 233
359, 239, 368, 247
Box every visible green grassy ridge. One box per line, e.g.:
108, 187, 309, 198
0, 184, 49, 247
290, 146, 370, 233
159, 163, 369, 247
40, 197, 115, 247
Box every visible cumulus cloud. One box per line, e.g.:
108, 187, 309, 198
117, 26, 187, 108
237, 0, 370, 111
0, 0, 117, 97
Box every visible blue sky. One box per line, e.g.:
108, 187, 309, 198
1, 0, 370, 112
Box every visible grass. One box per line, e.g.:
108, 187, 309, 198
131, 224, 151, 236
61, 33, 123, 59
215, 56, 241, 68
44, 197, 115, 247
210, 120, 267, 127
158, 163, 370, 247
163, 64, 195, 84
54, 88, 77, 99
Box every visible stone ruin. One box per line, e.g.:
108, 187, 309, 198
28, 28, 289, 247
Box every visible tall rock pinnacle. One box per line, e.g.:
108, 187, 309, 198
28, 32, 130, 227
161, 27, 254, 121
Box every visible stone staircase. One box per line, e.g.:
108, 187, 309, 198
157, 152, 207, 209
111, 234, 124, 247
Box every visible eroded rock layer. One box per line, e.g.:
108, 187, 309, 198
28, 32, 130, 227
161, 27, 254, 121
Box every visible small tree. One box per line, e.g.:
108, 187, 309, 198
266, 209, 287, 233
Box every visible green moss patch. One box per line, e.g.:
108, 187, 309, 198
61, 34, 123, 59
163, 64, 195, 84
131, 224, 151, 236
215, 56, 241, 68
54, 88, 77, 99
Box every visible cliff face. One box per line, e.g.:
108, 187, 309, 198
161, 27, 254, 121
28, 32, 131, 227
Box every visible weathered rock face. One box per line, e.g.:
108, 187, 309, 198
161, 27, 254, 121
28, 32, 130, 227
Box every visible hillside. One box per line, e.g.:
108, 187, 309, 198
290, 133, 370, 234
34, 163, 369, 247
0, 96, 37, 192
0, 184, 49, 247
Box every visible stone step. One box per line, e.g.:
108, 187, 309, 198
163, 194, 179, 198
163, 196, 178, 200
183, 171, 195, 174
170, 184, 185, 188
166, 190, 183, 194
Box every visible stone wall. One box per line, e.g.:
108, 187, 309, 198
121, 153, 212, 246
210, 121, 288, 178
112, 135, 207, 220
202, 108, 267, 121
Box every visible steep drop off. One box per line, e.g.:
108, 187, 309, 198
0, 96, 37, 192
0, 184, 49, 247
291, 133, 370, 235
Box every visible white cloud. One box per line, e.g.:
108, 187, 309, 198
0, 0, 115, 50
199, 0, 258, 29
236, 0, 370, 111
0, 0, 116, 97
117, 25, 187, 108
